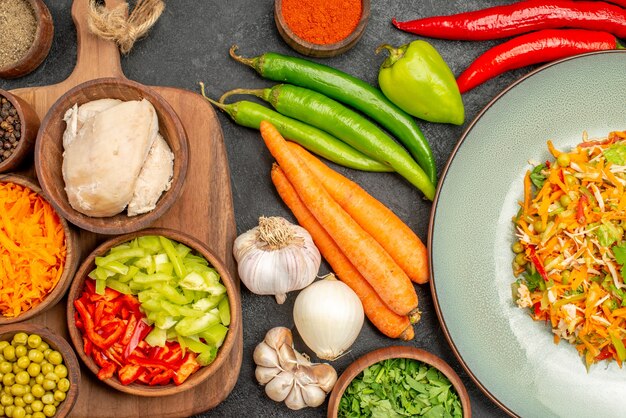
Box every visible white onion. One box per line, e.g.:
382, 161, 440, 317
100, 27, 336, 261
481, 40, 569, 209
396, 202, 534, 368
293, 274, 364, 360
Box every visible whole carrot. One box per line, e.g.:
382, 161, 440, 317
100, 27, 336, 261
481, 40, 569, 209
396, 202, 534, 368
259, 121, 419, 319
271, 164, 415, 339
287, 142, 429, 284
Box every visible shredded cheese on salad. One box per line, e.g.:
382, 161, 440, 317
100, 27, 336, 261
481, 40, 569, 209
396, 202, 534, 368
512, 130, 626, 369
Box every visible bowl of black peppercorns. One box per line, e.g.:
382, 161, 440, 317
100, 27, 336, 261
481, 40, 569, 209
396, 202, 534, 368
0, 89, 40, 173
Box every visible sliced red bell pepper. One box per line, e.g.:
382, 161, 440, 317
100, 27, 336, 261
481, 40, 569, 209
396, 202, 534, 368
128, 354, 173, 370
83, 336, 93, 357
149, 369, 175, 386
120, 314, 139, 347
118, 364, 144, 385
528, 245, 549, 282
97, 363, 117, 380
173, 353, 200, 385
123, 320, 152, 359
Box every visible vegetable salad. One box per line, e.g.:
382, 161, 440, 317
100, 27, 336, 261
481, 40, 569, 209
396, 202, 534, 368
512, 130, 626, 368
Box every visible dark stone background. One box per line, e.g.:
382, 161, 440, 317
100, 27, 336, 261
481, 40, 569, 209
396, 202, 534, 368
3, 1, 534, 417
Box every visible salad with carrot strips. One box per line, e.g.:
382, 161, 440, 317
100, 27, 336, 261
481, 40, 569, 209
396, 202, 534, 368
512, 130, 626, 368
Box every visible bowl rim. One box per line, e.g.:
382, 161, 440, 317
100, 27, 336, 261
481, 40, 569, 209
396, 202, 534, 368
65, 227, 241, 397
34, 76, 189, 235
0, 89, 38, 173
0, 0, 54, 78
274, 0, 370, 57
327, 345, 471, 418
0, 173, 79, 325
0, 323, 81, 418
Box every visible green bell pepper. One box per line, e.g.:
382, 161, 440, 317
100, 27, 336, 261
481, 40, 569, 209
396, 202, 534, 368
377, 41, 464, 125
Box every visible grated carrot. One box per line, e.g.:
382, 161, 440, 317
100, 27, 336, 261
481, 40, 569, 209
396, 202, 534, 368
0, 181, 66, 318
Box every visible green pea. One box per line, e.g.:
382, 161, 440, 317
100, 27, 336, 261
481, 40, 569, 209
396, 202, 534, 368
14, 347, 26, 360
25, 405, 32, 414
40, 351, 50, 360
0, 394, 13, 406
52, 365, 66, 380
0, 354, 5, 363
30, 401, 42, 413
10, 386, 26, 397
557, 153, 570, 167
34, 376, 43, 386
15, 358, 29, 371
533, 220, 546, 233
511, 242, 524, 254
0, 405, 4, 417
45, 353, 61, 368
56, 379, 69, 393
40, 381, 54, 393
39, 365, 52, 377
0, 342, 8, 352
15, 372, 29, 386
565, 175, 579, 187
11, 334, 28, 347
559, 195, 572, 208
12, 397, 24, 408
0, 362, 12, 374
3, 373, 15, 386
35, 343, 48, 354
29, 386, 43, 400
41, 405, 54, 418
3, 347, 16, 362
40, 394, 53, 406
52, 391, 64, 403
32, 412, 45, 418
27, 351, 42, 364
514, 253, 527, 266
25, 337, 40, 351
26, 364, 40, 378
12, 406, 25, 418
21, 394, 33, 406
4, 405, 14, 418
11, 364, 22, 375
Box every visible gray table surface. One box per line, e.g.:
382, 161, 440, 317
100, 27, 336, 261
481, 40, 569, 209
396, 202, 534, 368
2, 1, 531, 417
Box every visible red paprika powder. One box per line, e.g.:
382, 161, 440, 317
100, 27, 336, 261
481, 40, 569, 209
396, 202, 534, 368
282, 0, 362, 45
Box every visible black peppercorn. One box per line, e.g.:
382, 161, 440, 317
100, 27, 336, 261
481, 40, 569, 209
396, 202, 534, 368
0, 96, 22, 163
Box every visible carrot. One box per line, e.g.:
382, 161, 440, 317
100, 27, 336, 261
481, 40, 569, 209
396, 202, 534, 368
271, 164, 415, 339
259, 120, 419, 319
0, 181, 66, 317
286, 142, 429, 284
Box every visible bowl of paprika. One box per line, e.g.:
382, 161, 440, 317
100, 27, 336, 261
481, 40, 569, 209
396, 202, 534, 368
274, 0, 370, 58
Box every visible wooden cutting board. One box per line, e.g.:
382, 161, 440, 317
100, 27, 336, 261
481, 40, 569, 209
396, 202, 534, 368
7, 0, 243, 416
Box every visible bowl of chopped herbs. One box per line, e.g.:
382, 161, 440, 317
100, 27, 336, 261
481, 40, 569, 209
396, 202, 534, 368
328, 346, 470, 417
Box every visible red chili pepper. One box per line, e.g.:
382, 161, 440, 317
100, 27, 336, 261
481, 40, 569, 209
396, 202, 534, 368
392, 1, 626, 40
457, 29, 622, 92
529, 245, 550, 282
596, 346, 615, 361
577, 194, 588, 225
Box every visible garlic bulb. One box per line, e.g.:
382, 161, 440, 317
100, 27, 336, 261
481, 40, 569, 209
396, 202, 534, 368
233, 216, 321, 304
253, 327, 337, 410
293, 274, 364, 361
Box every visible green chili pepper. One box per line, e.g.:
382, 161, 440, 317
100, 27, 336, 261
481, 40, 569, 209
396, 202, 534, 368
229, 45, 437, 185
199, 84, 390, 173
221, 84, 435, 199
377, 41, 464, 125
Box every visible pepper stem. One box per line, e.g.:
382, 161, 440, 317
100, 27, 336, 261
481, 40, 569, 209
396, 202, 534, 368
376, 43, 405, 68
219, 88, 267, 104
229, 44, 257, 68
198, 82, 236, 118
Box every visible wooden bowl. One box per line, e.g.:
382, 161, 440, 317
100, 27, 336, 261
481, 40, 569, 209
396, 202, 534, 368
274, 0, 370, 58
66, 227, 241, 397
0, 89, 40, 173
0, 0, 54, 79
0, 323, 81, 418
327, 346, 472, 417
0, 174, 80, 325
34, 77, 189, 235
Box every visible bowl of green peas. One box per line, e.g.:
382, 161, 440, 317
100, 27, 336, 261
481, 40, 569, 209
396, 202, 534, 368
0, 324, 80, 418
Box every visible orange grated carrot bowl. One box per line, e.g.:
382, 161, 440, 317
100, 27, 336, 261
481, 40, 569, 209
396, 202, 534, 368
0, 181, 66, 318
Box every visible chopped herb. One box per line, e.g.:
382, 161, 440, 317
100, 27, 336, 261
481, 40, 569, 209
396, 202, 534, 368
524, 270, 543, 292
612, 242, 626, 278
529, 163, 547, 189
337, 358, 463, 418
